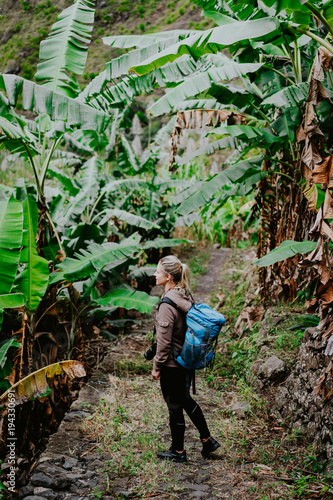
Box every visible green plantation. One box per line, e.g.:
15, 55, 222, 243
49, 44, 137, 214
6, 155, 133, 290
1, 0, 333, 498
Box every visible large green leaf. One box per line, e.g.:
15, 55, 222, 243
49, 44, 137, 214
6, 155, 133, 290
175, 137, 237, 166
15, 198, 49, 311
131, 19, 278, 75
48, 165, 80, 196
262, 83, 310, 107
82, 55, 199, 107
148, 61, 263, 116
103, 30, 199, 49
142, 238, 189, 249
101, 209, 160, 230
94, 288, 159, 313
0, 293, 25, 309
253, 240, 317, 267
104, 35, 193, 82
0, 74, 107, 132
208, 124, 282, 145
172, 98, 229, 111
177, 160, 262, 215
49, 241, 140, 284
35, 0, 95, 97
60, 156, 100, 224
0, 196, 23, 295
0, 337, 21, 369
0, 293, 25, 331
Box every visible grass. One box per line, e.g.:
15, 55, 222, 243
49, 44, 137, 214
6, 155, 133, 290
82, 373, 176, 498
82, 356, 333, 499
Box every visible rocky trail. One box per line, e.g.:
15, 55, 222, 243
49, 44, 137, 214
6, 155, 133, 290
13, 248, 305, 500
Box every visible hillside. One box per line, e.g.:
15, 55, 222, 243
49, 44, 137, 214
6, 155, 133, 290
0, 0, 208, 84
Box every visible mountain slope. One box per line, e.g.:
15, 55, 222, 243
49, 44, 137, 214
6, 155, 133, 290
0, 0, 208, 84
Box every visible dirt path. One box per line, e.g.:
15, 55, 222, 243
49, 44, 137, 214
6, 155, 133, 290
19, 248, 292, 500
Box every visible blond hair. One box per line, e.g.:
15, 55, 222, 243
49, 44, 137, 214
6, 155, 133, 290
159, 255, 191, 294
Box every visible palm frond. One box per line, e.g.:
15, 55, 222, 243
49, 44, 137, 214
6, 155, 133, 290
35, 0, 95, 97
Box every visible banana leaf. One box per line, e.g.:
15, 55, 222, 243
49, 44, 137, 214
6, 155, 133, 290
0, 293, 25, 310
103, 30, 199, 49
35, 0, 95, 97
84, 54, 199, 107
0, 74, 107, 132
142, 238, 190, 249
148, 61, 263, 116
49, 241, 140, 284
0, 360, 86, 405
15, 198, 49, 311
177, 160, 262, 216
208, 124, 282, 145
128, 265, 157, 280
253, 240, 317, 267
100, 209, 160, 230
0, 338, 21, 370
172, 98, 228, 111
0, 196, 23, 295
105, 37, 189, 81
262, 83, 310, 108
103, 178, 150, 193
94, 288, 159, 313
131, 18, 278, 75
175, 137, 236, 166
47, 165, 80, 196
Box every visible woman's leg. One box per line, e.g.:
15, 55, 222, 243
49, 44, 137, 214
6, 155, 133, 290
160, 367, 186, 451
182, 372, 210, 441
160, 368, 211, 446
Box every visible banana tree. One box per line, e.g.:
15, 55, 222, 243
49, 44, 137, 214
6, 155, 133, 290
87, 0, 333, 303
0, 0, 110, 253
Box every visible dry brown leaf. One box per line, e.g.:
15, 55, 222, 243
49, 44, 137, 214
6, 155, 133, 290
296, 124, 307, 143
196, 109, 203, 128
309, 207, 323, 234
56, 249, 66, 262
184, 110, 191, 128
317, 281, 333, 307
205, 110, 215, 126
320, 221, 333, 241
323, 189, 333, 219
311, 156, 333, 185
318, 46, 333, 71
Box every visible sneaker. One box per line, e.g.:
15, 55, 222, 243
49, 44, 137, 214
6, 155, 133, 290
201, 437, 220, 458
157, 448, 187, 463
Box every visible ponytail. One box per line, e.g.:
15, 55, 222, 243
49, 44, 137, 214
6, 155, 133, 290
179, 263, 190, 294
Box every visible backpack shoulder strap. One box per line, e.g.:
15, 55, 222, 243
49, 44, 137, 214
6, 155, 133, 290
157, 297, 179, 311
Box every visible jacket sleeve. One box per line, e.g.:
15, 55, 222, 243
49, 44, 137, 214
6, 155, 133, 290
153, 304, 175, 370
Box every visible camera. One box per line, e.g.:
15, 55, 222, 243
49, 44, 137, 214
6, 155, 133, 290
144, 342, 157, 360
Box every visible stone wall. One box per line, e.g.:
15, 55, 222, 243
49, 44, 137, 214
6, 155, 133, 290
273, 327, 333, 463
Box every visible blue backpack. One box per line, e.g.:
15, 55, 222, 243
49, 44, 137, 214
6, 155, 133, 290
159, 298, 226, 370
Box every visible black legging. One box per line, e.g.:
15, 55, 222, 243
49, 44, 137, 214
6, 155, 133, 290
160, 366, 210, 451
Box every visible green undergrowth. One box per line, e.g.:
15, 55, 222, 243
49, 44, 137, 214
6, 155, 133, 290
206, 248, 316, 387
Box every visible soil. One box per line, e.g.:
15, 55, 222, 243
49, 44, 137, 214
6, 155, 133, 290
9, 248, 322, 500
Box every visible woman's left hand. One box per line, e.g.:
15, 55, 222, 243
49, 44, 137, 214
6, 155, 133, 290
152, 369, 160, 380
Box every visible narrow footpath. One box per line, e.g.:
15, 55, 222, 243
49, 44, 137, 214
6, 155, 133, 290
16, 248, 288, 500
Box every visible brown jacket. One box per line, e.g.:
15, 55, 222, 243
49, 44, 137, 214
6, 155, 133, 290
153, 289, 194, 370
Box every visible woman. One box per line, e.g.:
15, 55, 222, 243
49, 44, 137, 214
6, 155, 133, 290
152, 255, 220, 463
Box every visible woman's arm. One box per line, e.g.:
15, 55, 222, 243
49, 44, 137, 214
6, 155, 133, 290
153, 304, 175, 371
